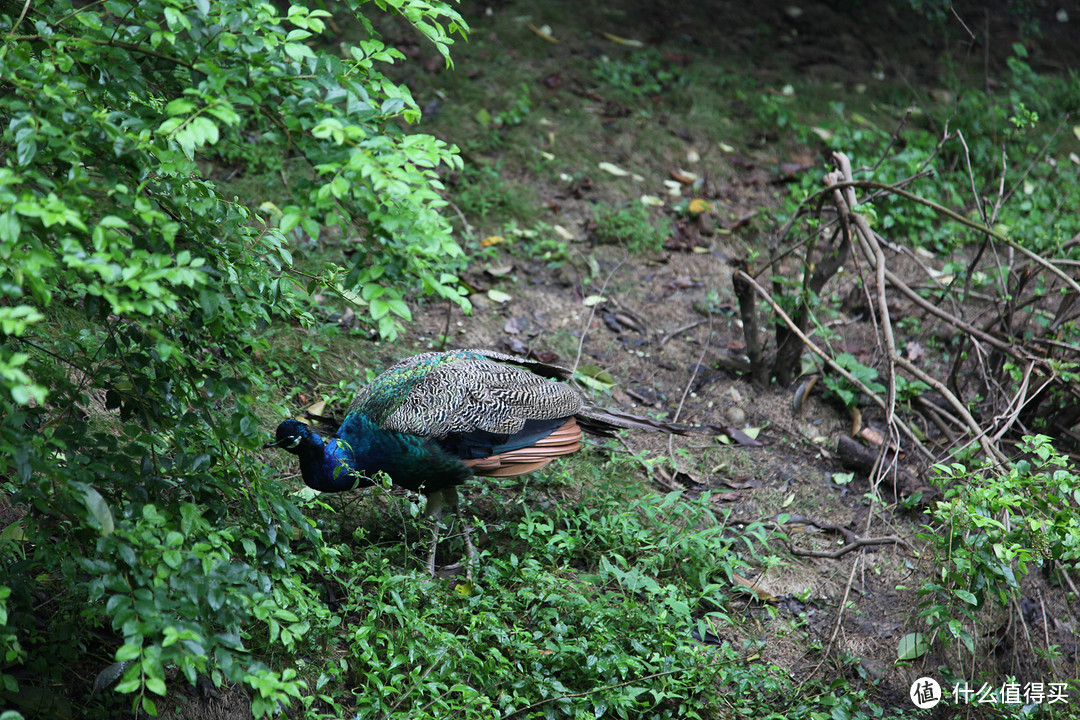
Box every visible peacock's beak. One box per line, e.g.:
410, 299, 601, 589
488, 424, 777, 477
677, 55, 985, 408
264, 434, 302, 450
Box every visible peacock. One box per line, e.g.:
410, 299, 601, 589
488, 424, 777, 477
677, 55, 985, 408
266, 349, 689, 572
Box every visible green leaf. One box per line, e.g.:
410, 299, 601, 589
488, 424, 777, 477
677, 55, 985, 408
896, 632, 929, 661
0, 520, 24, 541
164, 99, 197, 116
16, 138, 37, 166
114, 664, 142, 694
953, 589, 978, 605
115, 643, 142, 662
145, 675, 167, 696
156, 116, 185, 135
386, 298, 411, 320
279, 212, 301, 234
369, 297, 390, 320
80, 487, 115, 536
284, 42, 315, 62
574, 365, 616, 391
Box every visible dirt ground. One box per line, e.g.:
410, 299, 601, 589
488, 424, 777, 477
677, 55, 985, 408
364, 0, 1080, 716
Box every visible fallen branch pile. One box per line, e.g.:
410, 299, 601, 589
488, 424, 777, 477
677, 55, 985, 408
734, 150, 1080, 487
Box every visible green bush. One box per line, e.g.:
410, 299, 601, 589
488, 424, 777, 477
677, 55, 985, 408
0, 0, 466, 715
592, 49, 686, 101
593, 202, 671, 255
917, 436, 1080, 657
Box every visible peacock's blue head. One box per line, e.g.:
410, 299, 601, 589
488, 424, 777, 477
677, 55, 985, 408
266, 419, 363, 492
264, 419, 320, 455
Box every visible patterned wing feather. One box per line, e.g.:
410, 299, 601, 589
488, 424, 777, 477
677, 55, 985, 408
348, 350, 582, 438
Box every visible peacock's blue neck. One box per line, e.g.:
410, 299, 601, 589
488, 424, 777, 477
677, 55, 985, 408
295, 429, 372, 493
287, 414, 475, 494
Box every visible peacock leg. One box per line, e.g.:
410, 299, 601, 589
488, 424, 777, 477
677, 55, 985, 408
426, 524, 439, 577
423, 488, 447, 576
460, 520, 476, 581
423, 487, 476, 578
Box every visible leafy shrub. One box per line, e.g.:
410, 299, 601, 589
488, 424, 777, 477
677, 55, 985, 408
917, 436, 1080, 656
593, 202, 671, 254
474, 82, 534, 129
452, 164, 536, 223
0, 0, 465, 715
820, 353, 887, 411
592, 49, 685, 100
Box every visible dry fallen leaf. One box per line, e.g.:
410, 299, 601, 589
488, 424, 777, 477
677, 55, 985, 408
666, 275, 701, 291
552, 224, 575, 240
598, 161, 630, 176
669, 168, 698, 184
337, 307, 356, 326
528, 23, 557, 43
528, 349, 560, 363
503, 337, 529, 355
688, 198, 711, 214
904, 341, 925, 363
540, 73, 563, 89
303, 400, 326, 418
603, 310, 647, 334
859, 426, 885, 446
718, 477, 762, 490
601, 32, 644, 47
485, 264, 513, 277
733, 574, 778, 603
